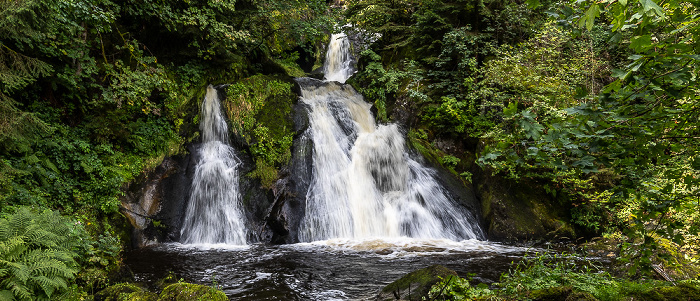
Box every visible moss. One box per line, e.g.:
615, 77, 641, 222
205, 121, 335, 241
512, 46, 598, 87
95, 283, 158, 301
654, 237, 700, 280
565, 291, 598, 301
378, 265, 458, 301
474, 169, 575, 241
632, 282, 700, 301
158, 283, 228, 301
528, 286, 572, 301
223, 74, 297, 188
156, 272, 179, 290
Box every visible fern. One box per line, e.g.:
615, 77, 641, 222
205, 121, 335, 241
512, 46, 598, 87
0, 207, 85, 300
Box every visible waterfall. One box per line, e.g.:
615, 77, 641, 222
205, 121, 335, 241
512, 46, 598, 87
180, 85, 247, 245
296, 34, 483, 242
323, 33, 354, 83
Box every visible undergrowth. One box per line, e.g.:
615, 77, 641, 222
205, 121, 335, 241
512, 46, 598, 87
427, 251, 698, 301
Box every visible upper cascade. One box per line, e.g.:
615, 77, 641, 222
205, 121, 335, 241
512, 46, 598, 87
180, 85, 247, 245
323, 33, 354, 83
295, 33, 484, 242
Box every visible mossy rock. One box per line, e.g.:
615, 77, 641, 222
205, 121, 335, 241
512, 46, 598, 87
376, 265, 458, 301
633, 282, 700, 301
566, 291, 598, 301
155, 272, 179, 290
528, 286, 573, 301
94, 283, 158, 301
158, 283, 227, 301
473, 167, 575, 242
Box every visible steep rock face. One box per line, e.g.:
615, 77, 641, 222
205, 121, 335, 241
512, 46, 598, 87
235, 145, 275, 242
263, 102, 314, 244
472, 165, 574, 242
121, 140, 276, 247
120, 152, 194, 248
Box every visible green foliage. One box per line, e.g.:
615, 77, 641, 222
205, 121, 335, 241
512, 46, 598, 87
351, 49, 422, 122
477, 0, 700, 275
427, 275, 493, 300
0, 0, 332, 216
95, 283, 158, 301
347, 0, 550, 138
0, 207, 85, 300
225, 75, 295, 187
426, 251, 698, 301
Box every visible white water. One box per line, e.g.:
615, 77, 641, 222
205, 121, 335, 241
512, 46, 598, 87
180, 85, 247, 245
323, 33, 354, 83
297, 33, 483, 242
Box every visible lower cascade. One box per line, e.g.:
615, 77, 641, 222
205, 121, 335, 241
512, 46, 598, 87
180, 85, 247, 245
296, 80, 483, 242
296, 32, 484, 242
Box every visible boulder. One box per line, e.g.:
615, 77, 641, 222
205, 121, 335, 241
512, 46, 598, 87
473, 165, 574, 242
158, 283, 227, 301
94, 283, 158, 301
376, 265, 458, 301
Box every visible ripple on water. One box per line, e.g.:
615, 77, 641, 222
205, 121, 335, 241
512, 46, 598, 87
126, 238, 537, 300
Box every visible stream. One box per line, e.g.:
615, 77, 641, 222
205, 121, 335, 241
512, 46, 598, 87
126, 33, 537, 300
126, 238, 534, 300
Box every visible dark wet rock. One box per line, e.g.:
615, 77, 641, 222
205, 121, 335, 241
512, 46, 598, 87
376, 265, 458, 301
292, 102, 310, 136
472, 165, 575, 242
236, 147, 274, 242
308, 66, 325, 80
120, 154, 193, 248
263, 128, 314, 244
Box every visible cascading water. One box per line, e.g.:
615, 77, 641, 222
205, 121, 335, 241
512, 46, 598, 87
296, 34, 484, 242
323, 33, 354, 83
180, 85, 247, 245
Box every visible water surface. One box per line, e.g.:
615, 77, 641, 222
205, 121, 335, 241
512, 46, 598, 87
126, 238, 534, 300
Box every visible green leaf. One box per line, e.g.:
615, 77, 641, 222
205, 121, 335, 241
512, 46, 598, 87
579, 4, 601, 31
640, 0, 665, 17
630, 35, 652, 52
503, 102, 518, 117
526, 0, 542, 9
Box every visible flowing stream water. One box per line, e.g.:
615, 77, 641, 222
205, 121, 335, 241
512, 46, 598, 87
179, 85, 247, 245
125, 34, 532, 300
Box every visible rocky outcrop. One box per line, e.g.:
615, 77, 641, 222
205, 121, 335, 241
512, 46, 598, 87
262, 102, 314, 244
472, 165, 574, 242
120, 154, 194, 248
376, 265, 458, 301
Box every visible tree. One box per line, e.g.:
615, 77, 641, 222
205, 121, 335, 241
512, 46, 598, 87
480, 0, 700, 274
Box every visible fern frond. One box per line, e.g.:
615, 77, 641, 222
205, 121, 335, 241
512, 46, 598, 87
24, 225, 58, 249
0, 43, 53, 93
7, 208, 31, 237
29, 275, 57, 298
27, 256, 76, 279
0, 219, 9, 241
0, 236, 27, 262
0, 207, 87, 300
4, 278, 31, 301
